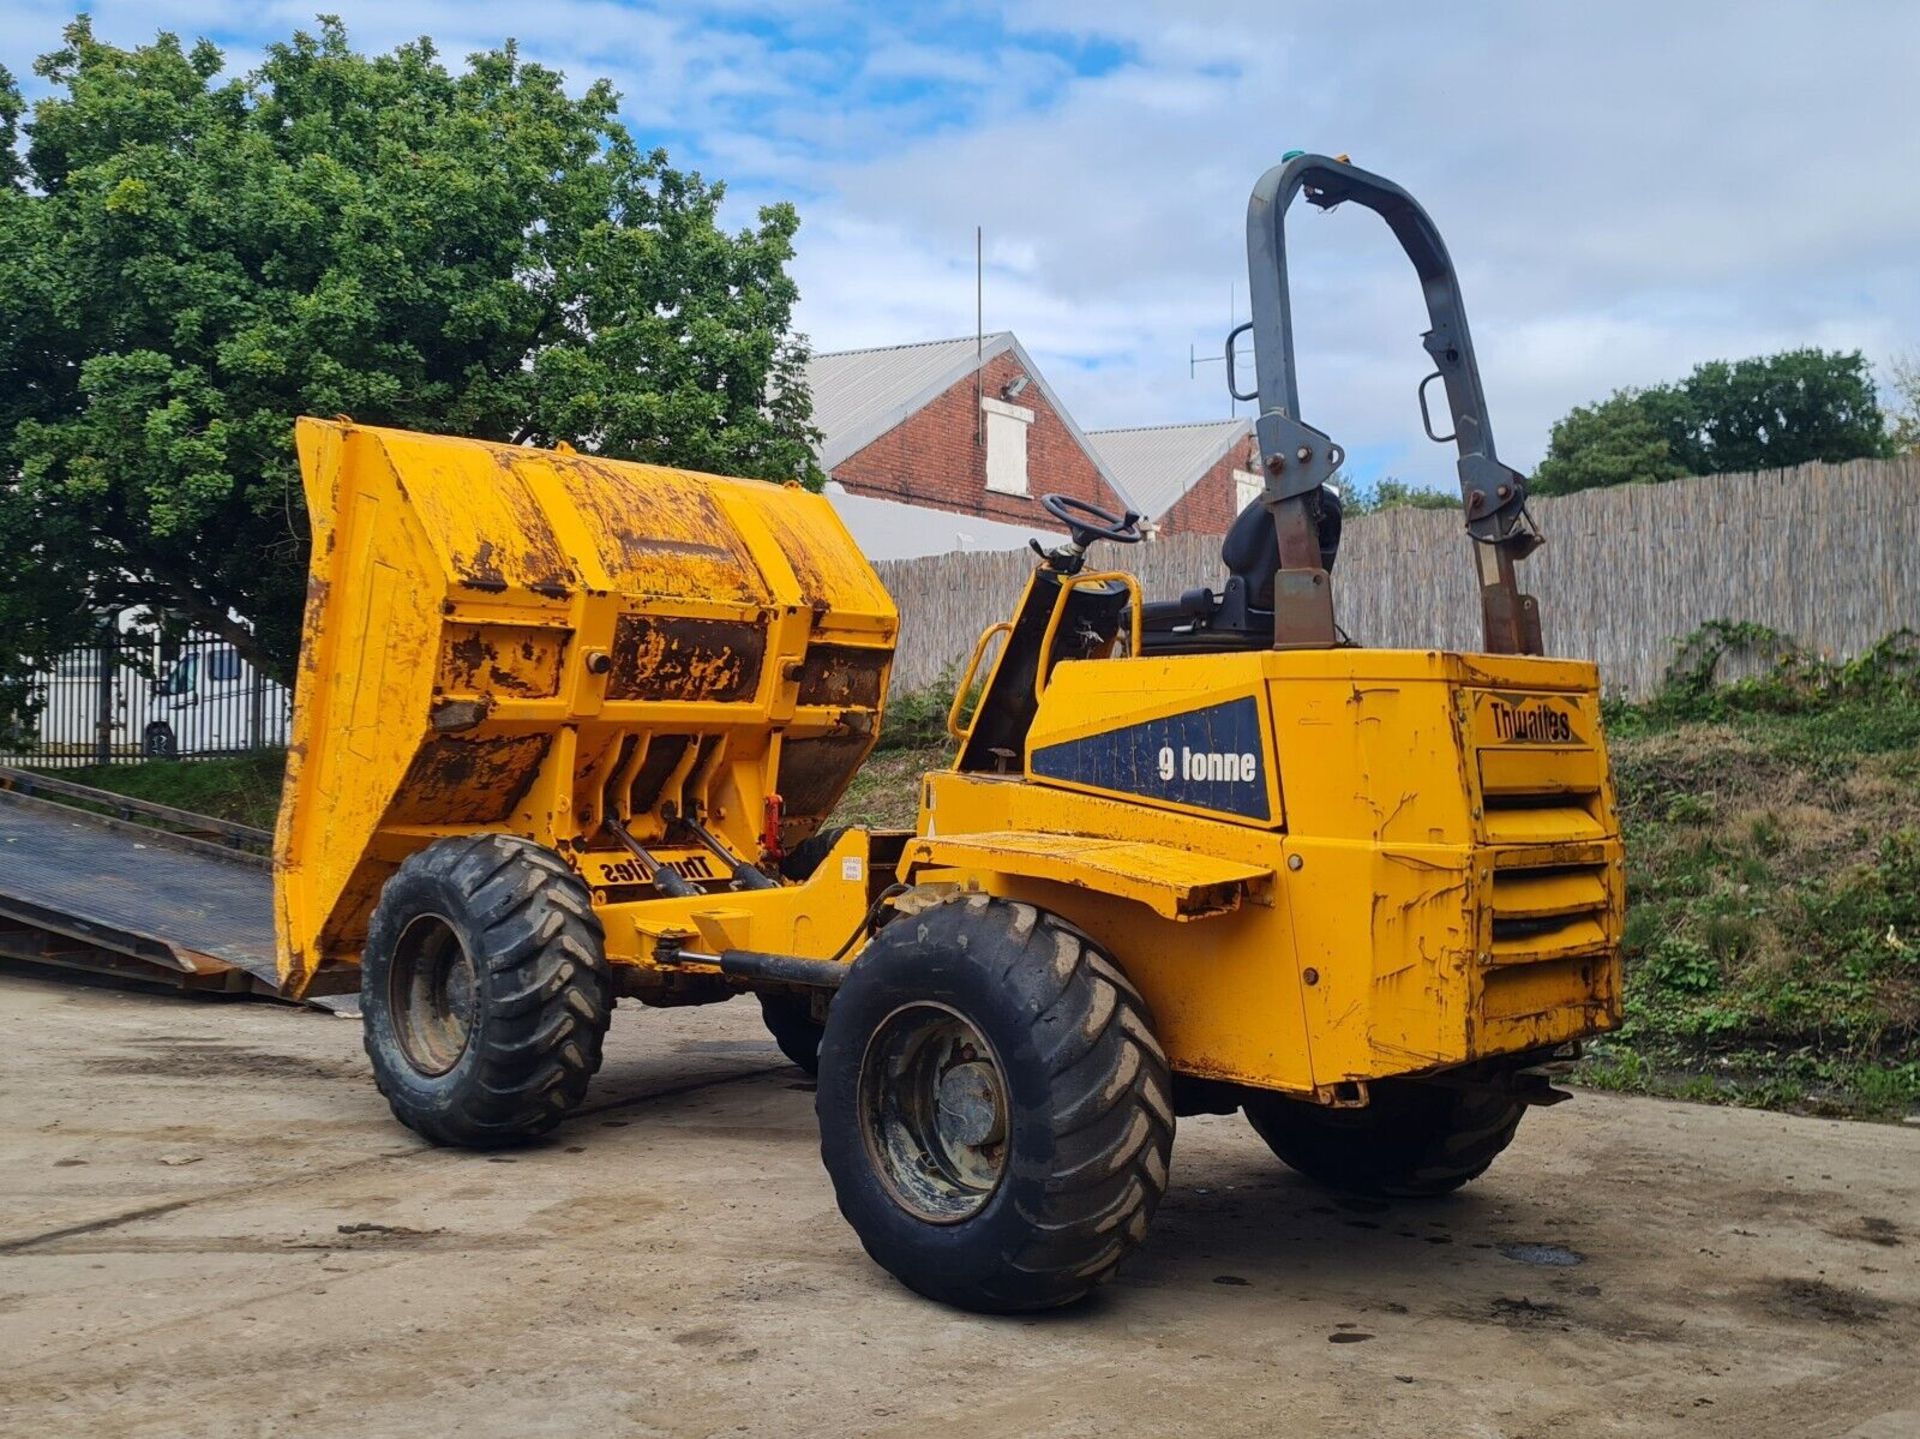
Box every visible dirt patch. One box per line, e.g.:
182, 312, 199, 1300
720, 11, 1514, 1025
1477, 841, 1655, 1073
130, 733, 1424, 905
1756, 1278, 1893, 1326
1826, 1216, 1904, 1248
334, 1222, 442, 1242
1487, 1296, 1572, 1328
88, 1038, 360, 1084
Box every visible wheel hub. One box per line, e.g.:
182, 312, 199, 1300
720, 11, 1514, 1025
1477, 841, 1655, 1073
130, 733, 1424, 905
859, 1004, 1010, 1223
389, 912, 477, 1077
936, 1060, 1006, 1148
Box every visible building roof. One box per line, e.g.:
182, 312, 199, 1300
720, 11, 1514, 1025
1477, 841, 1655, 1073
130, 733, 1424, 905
804, 333, 1140, 512
824, 482, 1039, 561
1086, 419, 1254, 524
807, 334, 1016, 470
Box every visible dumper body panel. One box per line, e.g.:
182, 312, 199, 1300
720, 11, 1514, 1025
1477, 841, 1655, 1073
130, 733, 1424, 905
275, 420, 896, 996
905, 647, 1623, 1098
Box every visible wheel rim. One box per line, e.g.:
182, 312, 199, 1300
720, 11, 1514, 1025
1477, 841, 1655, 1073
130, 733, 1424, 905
859, 1002, 1009, 1223
388, 913, 477, 1077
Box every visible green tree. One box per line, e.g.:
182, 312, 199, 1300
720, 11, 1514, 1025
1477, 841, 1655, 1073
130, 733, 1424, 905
1532, 389, 1685, 496
1532, 350, 1890, 497
1343, 476, 1462, 513
1887, 352, 1920, 454
1661, 349, 1890, 475
0, 18, 819, 692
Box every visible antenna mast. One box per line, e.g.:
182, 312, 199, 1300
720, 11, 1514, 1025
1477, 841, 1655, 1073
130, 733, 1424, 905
975, 225, 983, 445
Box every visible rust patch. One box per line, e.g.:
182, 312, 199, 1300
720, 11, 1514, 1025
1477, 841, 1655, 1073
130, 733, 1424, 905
458, 539, 509, 592
795, 644, 888, 709
564, 458, 767, 603
487, 451, 578, 596
607, 615, 766, 703
437, 624, 568, 698
384, 733, 552, 826
777, 530, 833, 612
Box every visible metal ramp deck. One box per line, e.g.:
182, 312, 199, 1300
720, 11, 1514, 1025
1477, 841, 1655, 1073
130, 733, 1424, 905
0, 770, 347, 1010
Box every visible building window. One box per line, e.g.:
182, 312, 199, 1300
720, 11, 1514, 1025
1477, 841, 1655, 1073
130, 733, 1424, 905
981, 396, 1034, 496
1233, 468, 1263, 512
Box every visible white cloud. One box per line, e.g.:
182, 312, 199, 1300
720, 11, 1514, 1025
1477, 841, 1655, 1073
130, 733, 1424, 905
792, 1, 1920, 481
6, 0, 1917, 487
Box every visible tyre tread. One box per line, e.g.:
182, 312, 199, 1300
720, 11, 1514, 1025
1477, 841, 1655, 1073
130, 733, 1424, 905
822, 898, 1172, 1313
363, 834, 612, 1148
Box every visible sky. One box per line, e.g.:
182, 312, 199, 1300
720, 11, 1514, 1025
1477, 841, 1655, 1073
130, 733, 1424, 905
5, 1, 1919, 490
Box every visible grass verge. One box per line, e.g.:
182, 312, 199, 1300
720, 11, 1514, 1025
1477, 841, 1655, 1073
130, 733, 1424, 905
41, 751, 287, 832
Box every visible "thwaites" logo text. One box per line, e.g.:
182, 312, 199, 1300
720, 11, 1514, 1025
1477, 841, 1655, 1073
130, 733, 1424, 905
1490, 701, 1576, 744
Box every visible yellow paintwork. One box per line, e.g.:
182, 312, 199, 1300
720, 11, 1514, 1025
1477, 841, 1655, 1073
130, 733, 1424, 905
904, 831, 1270, 920
909, 645, 1623, 1098
275, 419, 896, 996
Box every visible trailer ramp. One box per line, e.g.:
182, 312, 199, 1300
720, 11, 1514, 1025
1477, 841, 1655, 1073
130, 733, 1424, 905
0, 770, 350, 1012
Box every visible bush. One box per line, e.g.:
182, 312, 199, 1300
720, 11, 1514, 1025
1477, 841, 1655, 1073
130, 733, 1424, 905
1652, 622, 1920, 722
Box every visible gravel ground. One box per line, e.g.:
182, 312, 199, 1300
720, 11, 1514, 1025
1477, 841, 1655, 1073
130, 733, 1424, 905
2, 968, 1917, 1439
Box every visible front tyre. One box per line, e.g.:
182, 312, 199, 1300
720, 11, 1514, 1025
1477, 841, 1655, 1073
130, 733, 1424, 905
361, 834, 612, 1148
817, 896, 1173, 1312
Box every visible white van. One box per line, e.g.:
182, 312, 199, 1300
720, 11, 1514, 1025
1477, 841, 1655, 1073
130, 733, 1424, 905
144, 645, 288, 757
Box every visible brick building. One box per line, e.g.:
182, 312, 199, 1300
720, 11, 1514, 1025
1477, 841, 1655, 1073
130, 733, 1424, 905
807, 334, 1256, 558
1085, 419, 1261, 538
807, 334, 1138, 552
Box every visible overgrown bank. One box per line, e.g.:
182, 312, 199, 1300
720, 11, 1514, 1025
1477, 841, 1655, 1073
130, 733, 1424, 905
1578, 626, 1920, 1117
46, 749, 286, 831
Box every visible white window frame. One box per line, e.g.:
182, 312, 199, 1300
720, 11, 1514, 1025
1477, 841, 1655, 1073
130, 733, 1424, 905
1233, 468, 1263, 512
981, 396, 1035, 496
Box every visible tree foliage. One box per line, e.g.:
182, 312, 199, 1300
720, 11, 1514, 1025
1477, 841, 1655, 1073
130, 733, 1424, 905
1532, 389, 1686, 496
0, 18, 820, 688
1887, 352, 1920, 455
1532, 349, 1892, 497
1342, 476, 1462, 514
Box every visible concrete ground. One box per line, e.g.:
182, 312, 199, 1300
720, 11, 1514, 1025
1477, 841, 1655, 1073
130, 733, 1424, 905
1, 969, 1917, 1439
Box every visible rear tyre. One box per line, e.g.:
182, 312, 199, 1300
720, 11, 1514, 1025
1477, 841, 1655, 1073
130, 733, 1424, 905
817, 895, 1173, 1313
754, 828, 844, 1074
759, 993, 823, 1076
361, 834, 612, 1148
1242, 1080, 1524, 1198
143, 722, 177, 759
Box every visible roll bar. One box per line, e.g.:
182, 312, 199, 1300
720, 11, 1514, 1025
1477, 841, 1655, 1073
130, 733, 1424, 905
1231, 153, 1543, 655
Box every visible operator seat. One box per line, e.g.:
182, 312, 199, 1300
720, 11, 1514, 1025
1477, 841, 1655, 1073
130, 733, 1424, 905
1137, 484, 1343, 654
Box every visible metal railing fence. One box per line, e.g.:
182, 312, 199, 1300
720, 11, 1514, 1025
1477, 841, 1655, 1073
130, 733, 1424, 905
1, 630, 291, 768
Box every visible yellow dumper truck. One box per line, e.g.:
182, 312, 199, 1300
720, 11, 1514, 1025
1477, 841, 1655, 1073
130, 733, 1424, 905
275, 155, 1624, 1312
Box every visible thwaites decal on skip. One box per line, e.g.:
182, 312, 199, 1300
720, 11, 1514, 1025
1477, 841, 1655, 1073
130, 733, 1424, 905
1029, 696, 1270, 820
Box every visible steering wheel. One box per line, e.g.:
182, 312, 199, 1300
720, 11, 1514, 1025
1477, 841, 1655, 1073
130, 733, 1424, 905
1042, 492, 1144, 548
